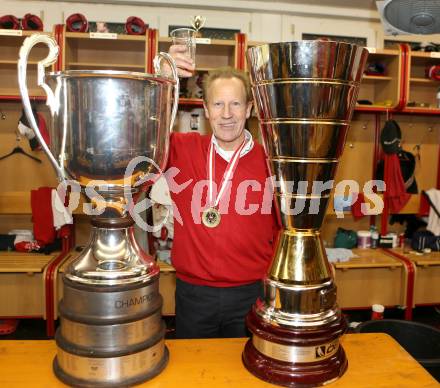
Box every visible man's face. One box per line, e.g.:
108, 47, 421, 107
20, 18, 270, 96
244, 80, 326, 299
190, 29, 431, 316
204, 77, 252, 151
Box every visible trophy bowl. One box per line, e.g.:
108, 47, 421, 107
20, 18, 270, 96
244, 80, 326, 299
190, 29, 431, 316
18, 34, 179, 387
243, 40, 368, 387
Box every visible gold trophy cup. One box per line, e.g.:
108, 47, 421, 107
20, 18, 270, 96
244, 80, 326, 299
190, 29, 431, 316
243, 40, 368, 387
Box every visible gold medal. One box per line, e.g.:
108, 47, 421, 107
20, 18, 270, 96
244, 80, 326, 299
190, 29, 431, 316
202, 207, 221, 228
203, 136, 248, 229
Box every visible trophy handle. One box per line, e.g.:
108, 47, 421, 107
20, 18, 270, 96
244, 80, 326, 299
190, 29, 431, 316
17, 34, 64, 181
153, 52, 179, 133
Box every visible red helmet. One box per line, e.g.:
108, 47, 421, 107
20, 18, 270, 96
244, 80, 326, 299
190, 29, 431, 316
427, 65, 440, 81
22, 13, 44, 31
66, 13, 88, 32
125, 16, 147, 35
0, 15, 20, 30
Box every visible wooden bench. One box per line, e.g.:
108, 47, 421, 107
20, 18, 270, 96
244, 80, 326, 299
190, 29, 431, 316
332, 248, 409, 311
0, 191, 72, 336
387, 249, 440, 306
0, 252, 57, 318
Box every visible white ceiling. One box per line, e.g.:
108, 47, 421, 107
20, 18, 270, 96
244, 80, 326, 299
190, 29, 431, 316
237, 0, 377, 10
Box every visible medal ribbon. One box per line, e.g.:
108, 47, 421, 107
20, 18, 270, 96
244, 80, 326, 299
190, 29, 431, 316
207, 137, 247, 209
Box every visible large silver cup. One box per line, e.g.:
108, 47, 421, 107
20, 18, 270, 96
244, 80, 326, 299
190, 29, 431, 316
243, 41, 368, 387
18, 34, 179, 387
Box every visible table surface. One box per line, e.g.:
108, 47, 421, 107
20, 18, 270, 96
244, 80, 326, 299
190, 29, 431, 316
0, 333, 438, 387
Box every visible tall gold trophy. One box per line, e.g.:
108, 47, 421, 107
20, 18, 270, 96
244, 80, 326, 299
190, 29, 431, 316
243, 41, 368, 386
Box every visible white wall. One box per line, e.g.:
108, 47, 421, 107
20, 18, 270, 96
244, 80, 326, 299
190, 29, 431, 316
1, 0, 439, 47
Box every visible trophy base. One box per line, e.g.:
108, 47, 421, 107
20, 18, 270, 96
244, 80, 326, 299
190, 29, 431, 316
54, 276, 168, 386
53, 346, 169, 388
243, 307, 348, 387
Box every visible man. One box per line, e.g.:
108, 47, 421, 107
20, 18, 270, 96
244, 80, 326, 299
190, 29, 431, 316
159, 45, 278, 338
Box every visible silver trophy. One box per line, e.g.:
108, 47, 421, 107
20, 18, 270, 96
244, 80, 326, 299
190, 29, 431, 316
18, 34, 179, 387
243, 41, 368, 386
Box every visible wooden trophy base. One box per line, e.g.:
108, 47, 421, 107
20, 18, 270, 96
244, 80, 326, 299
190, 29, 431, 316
242, 306, 348, 387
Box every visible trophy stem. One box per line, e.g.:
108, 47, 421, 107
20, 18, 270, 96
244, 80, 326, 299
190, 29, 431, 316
66, 222, 154, 285
268, 230, 333, 285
